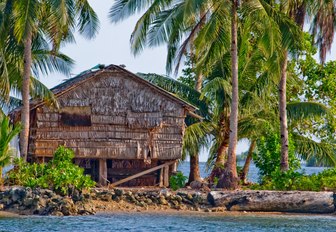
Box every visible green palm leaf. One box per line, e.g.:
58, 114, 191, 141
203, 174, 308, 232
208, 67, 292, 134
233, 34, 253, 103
293, 133, 336, 167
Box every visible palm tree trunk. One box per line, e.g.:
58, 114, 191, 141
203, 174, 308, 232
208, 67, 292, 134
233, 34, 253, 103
195, 73, 202, 91
209, 139, 228, 184
218, 0, 239, 189
20, 29, 32, 161
188, 153, 201, 182
240, 140, 256, 184
188, 72, 203, 183
188, 7, 206, 185
215, 141, 228, 165
279, 51, 289, 171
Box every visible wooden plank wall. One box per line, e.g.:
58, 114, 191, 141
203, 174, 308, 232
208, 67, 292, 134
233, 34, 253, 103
29, 70, 186, 160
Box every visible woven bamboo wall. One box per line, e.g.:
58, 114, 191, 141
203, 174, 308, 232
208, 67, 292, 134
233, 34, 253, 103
29, 70, 186, 161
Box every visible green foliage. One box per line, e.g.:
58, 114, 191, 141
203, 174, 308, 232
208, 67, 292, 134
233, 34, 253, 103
0, 115, 21, 167
254, 132, 300, 182
178, 55, 197, 89
213, 176, 219, 187
169, 171, 187, 191
6, 146, 95, 195
253, 168, 336, 192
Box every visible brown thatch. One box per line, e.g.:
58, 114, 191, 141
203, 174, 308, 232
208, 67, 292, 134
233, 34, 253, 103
11, 64, 196, 186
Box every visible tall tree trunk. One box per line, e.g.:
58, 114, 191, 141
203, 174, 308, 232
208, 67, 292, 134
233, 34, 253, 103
188, 7, 206, 184
195, 73, 202, 91
188, 72, 203, 183
215, 141, 228, 166
279, 51, 289, 171
217, 0, 239, 189
240, 140, 256, 184
20, 29, 32, 161
188, 152, 201, 182
209, 139, 228, 184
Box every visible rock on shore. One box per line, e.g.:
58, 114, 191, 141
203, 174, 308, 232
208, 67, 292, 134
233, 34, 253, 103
1, 187, 336, 216
0, 187, 95, 216
89, 188, 210, 212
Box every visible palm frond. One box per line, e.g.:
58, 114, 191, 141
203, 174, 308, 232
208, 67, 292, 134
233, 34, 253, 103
182, 121, 213, 160
76, 0, 100, 39
293, 133, 336, 167
287, 102, 330, 122
32, 49, 74, 78
30, 77, 58, 108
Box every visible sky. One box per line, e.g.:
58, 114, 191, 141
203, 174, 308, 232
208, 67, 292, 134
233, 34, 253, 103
44, 0, 336, 161
47, 0, 169, 88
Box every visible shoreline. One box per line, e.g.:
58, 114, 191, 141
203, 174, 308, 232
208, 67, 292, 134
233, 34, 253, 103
0, 187, 336, 217
2, 206, 335, 218
94, 209, 336, 218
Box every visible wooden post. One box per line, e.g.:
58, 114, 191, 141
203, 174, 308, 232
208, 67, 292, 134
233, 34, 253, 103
163, 165, 169, 187
99, 158, 107, 186
159, 168, 164, 187
171, 161, 178, 172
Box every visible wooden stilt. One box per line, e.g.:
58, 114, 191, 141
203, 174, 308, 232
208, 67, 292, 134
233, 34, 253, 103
171, 161, 178, 172
159, 168, 164, 187
163, 165, 169, 187
99, 158, 107, 186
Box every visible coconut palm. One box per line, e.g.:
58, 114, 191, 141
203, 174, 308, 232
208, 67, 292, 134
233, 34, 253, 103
238, 101, 335, 183
1, 0, 99, 160
141, 68, 335, 187
257, 0, 336, 171
0, 30, 75, 113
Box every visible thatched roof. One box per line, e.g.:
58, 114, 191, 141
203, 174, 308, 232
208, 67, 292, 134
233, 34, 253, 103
10, 64, 198, 119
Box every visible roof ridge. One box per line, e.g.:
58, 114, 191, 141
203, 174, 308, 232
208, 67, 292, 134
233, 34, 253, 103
9, 64, 197, 116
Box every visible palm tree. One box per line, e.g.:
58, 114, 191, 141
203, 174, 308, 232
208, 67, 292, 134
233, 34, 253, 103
110, 0, 305, 188
2, 0, 99, 160
0, 28, 75, 113
268, 0, 336, 171
238, 101, 335, 183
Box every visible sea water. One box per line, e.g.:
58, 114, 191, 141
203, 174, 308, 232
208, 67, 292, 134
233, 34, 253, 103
177, 161, 326, 182
0, 213, 335, 232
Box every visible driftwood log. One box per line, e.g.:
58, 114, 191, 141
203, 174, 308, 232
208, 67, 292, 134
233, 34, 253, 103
207, 191, 335, 214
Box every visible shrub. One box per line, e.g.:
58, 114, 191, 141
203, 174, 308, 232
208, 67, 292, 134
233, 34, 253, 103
169, 171, 187, 190
6, 146, 95, 195
252, 168, 336, 191
254, 132, 300, 182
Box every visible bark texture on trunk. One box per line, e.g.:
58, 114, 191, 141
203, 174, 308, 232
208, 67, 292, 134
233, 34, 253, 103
217, 0, 239, 189
20, 29, 32, 161
209, 138, 229, 184
188, 72, 203, 184
279, 51, 289, 171
188, 153, 201, 183
208, 190, 335, 214
195, 73, 203, 91
215, 141, 228, 166
240, 140, 256, 184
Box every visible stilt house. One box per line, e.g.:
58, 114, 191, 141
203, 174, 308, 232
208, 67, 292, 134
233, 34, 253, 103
10, 64, 197, 187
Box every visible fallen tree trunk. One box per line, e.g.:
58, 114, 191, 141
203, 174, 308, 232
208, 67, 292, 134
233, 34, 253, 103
207, 190, 335, 214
